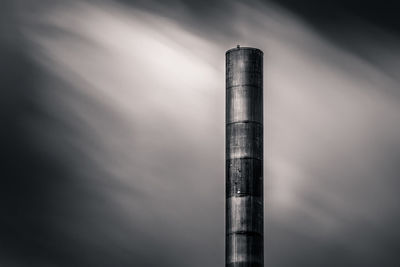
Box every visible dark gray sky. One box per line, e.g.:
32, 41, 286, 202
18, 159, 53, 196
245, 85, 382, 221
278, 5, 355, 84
2, 0, 400, 266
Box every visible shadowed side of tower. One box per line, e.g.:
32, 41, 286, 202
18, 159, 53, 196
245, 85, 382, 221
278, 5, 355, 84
226, 47, 264, 267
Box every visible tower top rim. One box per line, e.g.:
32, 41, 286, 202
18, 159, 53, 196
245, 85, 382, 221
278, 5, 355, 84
225, 47, 263, 55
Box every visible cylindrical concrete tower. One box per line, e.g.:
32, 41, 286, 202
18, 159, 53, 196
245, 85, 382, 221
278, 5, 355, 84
226, 46, 263, 267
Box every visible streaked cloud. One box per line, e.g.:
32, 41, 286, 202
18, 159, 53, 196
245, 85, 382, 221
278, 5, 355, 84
2, 0, 400, 266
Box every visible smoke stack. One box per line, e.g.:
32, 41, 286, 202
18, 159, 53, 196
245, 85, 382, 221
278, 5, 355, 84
226, 46, 264, 267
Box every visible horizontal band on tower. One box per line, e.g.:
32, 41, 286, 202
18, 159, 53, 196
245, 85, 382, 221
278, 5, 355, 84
226, 231, 263, 237
226, 120, 263, 126
226, 262, 264, 267
226, 84, 262, 90
225, 157, 262, 160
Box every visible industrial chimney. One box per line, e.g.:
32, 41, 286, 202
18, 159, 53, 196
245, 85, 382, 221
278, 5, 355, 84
226, 46, 264, 267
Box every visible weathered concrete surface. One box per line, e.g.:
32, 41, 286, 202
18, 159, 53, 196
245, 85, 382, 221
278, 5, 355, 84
226, 47, 263, 267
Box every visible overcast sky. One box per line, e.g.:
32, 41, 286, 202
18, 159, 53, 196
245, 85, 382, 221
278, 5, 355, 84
2, 0, 400, 266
